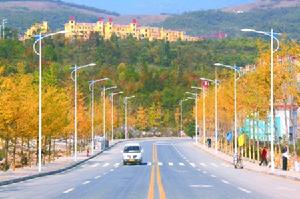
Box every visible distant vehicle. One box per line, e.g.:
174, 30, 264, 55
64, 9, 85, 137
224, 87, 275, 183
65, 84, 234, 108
122, 143, 143, 165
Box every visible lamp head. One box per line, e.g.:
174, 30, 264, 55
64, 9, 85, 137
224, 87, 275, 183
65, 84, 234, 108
214, 63, 223, 66
241, 28, 255, 32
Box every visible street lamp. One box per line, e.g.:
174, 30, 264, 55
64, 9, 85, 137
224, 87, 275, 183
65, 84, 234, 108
32, 30, 67, 172
241, 28, 281, 171
124, 95, 135, 139
214, 63, 240, 157
179, 98, 192, 137
200, 77, 220, 151
110, 91, 123, 142
89, 78, 109, 155
102, 86, 117, 140
2, 18, 7, 39
71, 63, 96, 161
186, 90, 200, 144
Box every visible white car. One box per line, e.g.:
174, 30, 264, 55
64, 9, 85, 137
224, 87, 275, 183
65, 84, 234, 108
122, 143, 143, 165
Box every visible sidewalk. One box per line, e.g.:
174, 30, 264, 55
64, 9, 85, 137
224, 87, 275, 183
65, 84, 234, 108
0, 140, 122, 186
195, 143, 300, 182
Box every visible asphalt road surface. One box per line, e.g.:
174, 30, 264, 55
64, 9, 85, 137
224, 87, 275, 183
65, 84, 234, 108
0, 138, 299, 199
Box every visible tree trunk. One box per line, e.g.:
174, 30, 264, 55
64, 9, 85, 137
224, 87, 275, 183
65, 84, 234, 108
4, 136, 9, 170
12, 137, 17, 171
21, 136, 24, 167
48, 136, 51, 163
27, 138, 31, 167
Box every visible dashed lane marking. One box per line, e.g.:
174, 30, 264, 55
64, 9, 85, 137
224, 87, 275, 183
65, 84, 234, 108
168, 162, 174, 166
179, 162, 185, 166
102, 163, 110, 167
199, 163, 207, 167
110, 169, 114, 172
158, 162, 163, 166
238, 187, 251, 194
189, 184, 213, 188
210, 174, 216, 178
114, 163, 120, 168
190, 163, 196, 167
82, 181, 91, 185
222, 180, 230, 184
94, 175, 101, 179
63, 188, 74, 194
202, 171, 207, 174
147, 162, 152, 166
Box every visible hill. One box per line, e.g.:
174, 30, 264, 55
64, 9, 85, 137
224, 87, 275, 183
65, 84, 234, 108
0, 0, 119, 33
156, 6, 300, 40
224, 0, 300, 12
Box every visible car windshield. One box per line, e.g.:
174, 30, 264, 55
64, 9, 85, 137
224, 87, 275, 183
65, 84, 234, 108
123, 146, 140, 153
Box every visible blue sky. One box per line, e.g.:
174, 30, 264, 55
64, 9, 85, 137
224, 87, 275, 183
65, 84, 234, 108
64, 0, 254, 15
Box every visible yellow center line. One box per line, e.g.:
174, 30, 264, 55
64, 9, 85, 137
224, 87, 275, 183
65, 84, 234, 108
147, 144, 167, 199
155, 144, 166, 199
147, 144, 155, 199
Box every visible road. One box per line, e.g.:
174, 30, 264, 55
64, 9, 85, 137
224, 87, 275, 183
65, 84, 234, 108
0, 138, 299, 199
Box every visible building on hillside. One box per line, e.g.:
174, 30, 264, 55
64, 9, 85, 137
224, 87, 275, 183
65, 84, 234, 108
23, 21, 49, 40
64, 17, 200, 42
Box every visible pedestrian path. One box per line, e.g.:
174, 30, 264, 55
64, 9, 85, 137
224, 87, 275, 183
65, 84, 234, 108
0, 140, 122, 185
194, 143, 300, 182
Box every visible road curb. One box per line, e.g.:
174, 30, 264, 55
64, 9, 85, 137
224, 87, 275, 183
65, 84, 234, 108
194, 144, 300, 182
0, 140, 124, 187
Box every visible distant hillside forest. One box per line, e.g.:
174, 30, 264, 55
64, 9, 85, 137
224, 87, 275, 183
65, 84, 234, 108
156, 6, 300, 40
0, 35, 259, 131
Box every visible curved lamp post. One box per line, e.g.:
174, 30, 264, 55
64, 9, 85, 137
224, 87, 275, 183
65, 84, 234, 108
89, 78, 109, 155
200, 77, 220, 151
71, 63, 96, 161
102, 86, 117, 140
124, 95, 135, 139
110, 91, 123, 142
241, 28, 281, 171
33, 30, 67, 172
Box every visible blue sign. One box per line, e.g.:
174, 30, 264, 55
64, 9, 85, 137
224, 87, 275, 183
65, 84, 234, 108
226, 131, 233, 142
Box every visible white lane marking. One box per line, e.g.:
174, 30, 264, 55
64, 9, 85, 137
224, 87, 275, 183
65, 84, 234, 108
81, 165, 86, 168
238, 187, 251, 194
94, 175, 101, 179
63, 188, 74, 194
222, 180, 230, 184
190, 163, 196, 167
91, 163, 100, 168
158, 162, 163, 166
110, 169, 114, 172
169, 162, 174, 166
103, 172, 108, 175
147, 162, 152, 166
179, 162, 185, 166
102, 163, 110, 167
197, 169, 201, 172
210, 163, 219, 168
189, 184, 213, 188
82, 181, 91, 185
202, 171, 207, 174
210, 174, 216, 178
199, 163, 207, 167
114, 163, 120, 168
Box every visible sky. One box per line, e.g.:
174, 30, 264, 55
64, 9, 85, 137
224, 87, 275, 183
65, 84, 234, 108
63, 0, 254, 15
